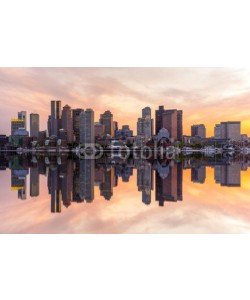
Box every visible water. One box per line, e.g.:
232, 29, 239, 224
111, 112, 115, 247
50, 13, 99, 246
0, 153, 249, 233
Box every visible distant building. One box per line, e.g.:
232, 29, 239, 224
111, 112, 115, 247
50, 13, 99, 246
94, 122, 105, 138
100, 111, 114, 137
191, 124, 206, 139
80, 109, 94, 145
214, 121, 241, 141
38, 131, 47, 145
61, 105, 74, 143
72, 108, 84, 143
18, 111, 27, 129
220, 121, 241, 141
0, 135, 8, 149
214, 124, 221, 139
137, 107, 153, 140
142, 106, 151, 118
11, 118, 25, 135
116, 125, 133, 140
30, 113, 39, 138
113, 121, 118, 136
155, 106, 183, 142
50, 100, 62, 137
10, 128, 29, 147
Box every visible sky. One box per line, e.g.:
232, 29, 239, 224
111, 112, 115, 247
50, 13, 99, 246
0, 67, 250, 136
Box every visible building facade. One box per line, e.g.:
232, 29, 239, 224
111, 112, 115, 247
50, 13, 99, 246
80, 109, 94, 145
100, 111, 114, 137
30, 113, 39, 138
61, 104, 74, 143
155, 106, 183, 142
191, 124, 206, 138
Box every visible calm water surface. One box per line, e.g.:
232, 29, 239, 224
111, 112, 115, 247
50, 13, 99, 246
0, 154, 250, 233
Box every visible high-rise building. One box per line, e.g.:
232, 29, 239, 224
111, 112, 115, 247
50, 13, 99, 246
142, 106, 151, 118
116, 125, 133, 139
214, 121, 241, 140
100, 111, 114, 137
220, 121, 241, 141
30, 113, 39, 138
80, 109, 94, 145
214, 124, 221, 139
72, 108, 84, 143
191, 124, 206, 138
113, 121, 118, 135
61, 104, 74, 143
50, 100, 62, 137
94, 122, 105, 138
18, 111, 27, 129
137, 107, 153, 140
11, 119, 25, 135
155, 106, 183, 141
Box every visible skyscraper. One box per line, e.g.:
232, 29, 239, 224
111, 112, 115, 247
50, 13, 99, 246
50, 100, 62, 137
220, 121, 241, 141
18, 111, 27, 129
155, 106, 183, 141
30, 113, 39, 138
61, 104, 74, 143
11, 119, 25, 135
94, 122, 105, 138
137, 107, 153, 140
80, 109, 94, 145
100, 110, 114, 137
142, 106, 151, 118
214, 124, 221, 139
191, 124, 206, 138
72, 108, 84, 143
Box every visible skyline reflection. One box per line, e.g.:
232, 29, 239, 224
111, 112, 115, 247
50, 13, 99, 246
0, 153, 250, 233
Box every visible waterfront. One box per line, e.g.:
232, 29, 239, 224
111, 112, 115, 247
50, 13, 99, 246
0, 154, 250, 233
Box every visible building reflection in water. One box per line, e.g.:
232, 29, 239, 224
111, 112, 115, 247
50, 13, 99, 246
1, 153, 249, 213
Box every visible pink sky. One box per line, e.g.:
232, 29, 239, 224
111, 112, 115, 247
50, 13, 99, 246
0, 67, 250, 136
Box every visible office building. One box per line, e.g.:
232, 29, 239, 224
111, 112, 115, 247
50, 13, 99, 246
116, 125, 133, 139
30, 113, 39, 138
18, 111, 27, 129
72, 108, 84, 143
11, 119, 25, 135
80, 109, 94, 145
214, 124, 221, 139
61, 104, 74, 143
155, 106, 183, 141
94, 122, 105, 138
137, 107, 153, 140
50, 100, 62, 136
191, 124, 206, 138
220, 121, 241, 141
100, 110, 114, 137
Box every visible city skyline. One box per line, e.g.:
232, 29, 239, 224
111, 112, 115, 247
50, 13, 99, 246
0, 68, 250, 136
